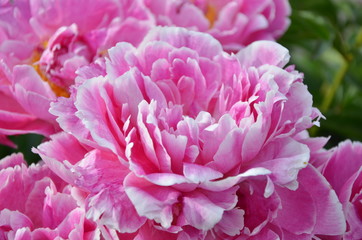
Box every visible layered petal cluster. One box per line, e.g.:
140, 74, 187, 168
0, 0, 154, 142
321, 140, 362, 240
0, 58, 59, 139
143, 0, 291, 51
0, 153, 99, 239
36, 27, 344, 239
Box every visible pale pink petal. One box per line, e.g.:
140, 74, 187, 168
254, 137, 310, 187
236, 40, 290, 68
182, 191, 226, 231
124, 173, 180, 229
34, 132, 88, 184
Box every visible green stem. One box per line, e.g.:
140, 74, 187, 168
354, 27, 362, 49
320, 58, 350, 113
319, 27, 362, 114
310, 56, 349, 137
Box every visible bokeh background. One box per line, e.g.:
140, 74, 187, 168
279, 0, 362, 147
1, 0, 361, 164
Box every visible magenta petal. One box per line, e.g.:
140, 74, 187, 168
0, 134, 16, 148
298, 165, 346, 235
345, 198, 362, 240
239, 227, 281, 240
237, 179, 280, 236
323, 140, 362, 195
281, 230, 312, 240
31, 229, 58, 240
275, 165, 346, 236
322, 140, 362, 239
274, 184, 316, 235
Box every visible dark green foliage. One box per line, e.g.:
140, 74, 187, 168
0, 134, 44, 165
279, 0, 362, 147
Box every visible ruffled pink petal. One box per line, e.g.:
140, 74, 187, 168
124, 173, 180, 229
87, 184, 146, 233
29, 0, 119, 39
74, 76, 126, 156
141, 27, 223, 59
254, 137, 310, 187
34, 132, 88, 184
0, 153, 25, 169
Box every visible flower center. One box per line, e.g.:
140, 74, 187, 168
30, 43, 70, 98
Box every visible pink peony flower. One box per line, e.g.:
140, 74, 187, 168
0, 0, 154, 143
0, 153, 100, 239
143, 0, 291, 51
0, 0, 153, 69
321, 140, 362, 240
36, 27, 344, 239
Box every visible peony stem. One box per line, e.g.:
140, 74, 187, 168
320, 26, 362, 114
320, 57, 349, 113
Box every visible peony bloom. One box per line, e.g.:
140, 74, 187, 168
0, 153, 100, 239
320, 140, 362, 240
0, 0, 153, 70
143, 0, 291, 51
0, 0, 154, 143
36, 27, 345, 239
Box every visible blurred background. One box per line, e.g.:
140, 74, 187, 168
1, 0, 361, 164
279, 0, 362, 147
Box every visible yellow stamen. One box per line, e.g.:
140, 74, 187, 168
205, 4, 217, 28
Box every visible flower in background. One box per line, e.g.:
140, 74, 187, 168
36, 27, 346, 239
143, 0, 291, 51
0, 153, 100, 239
0, 0, 154, 144
321, 140, 362, 240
